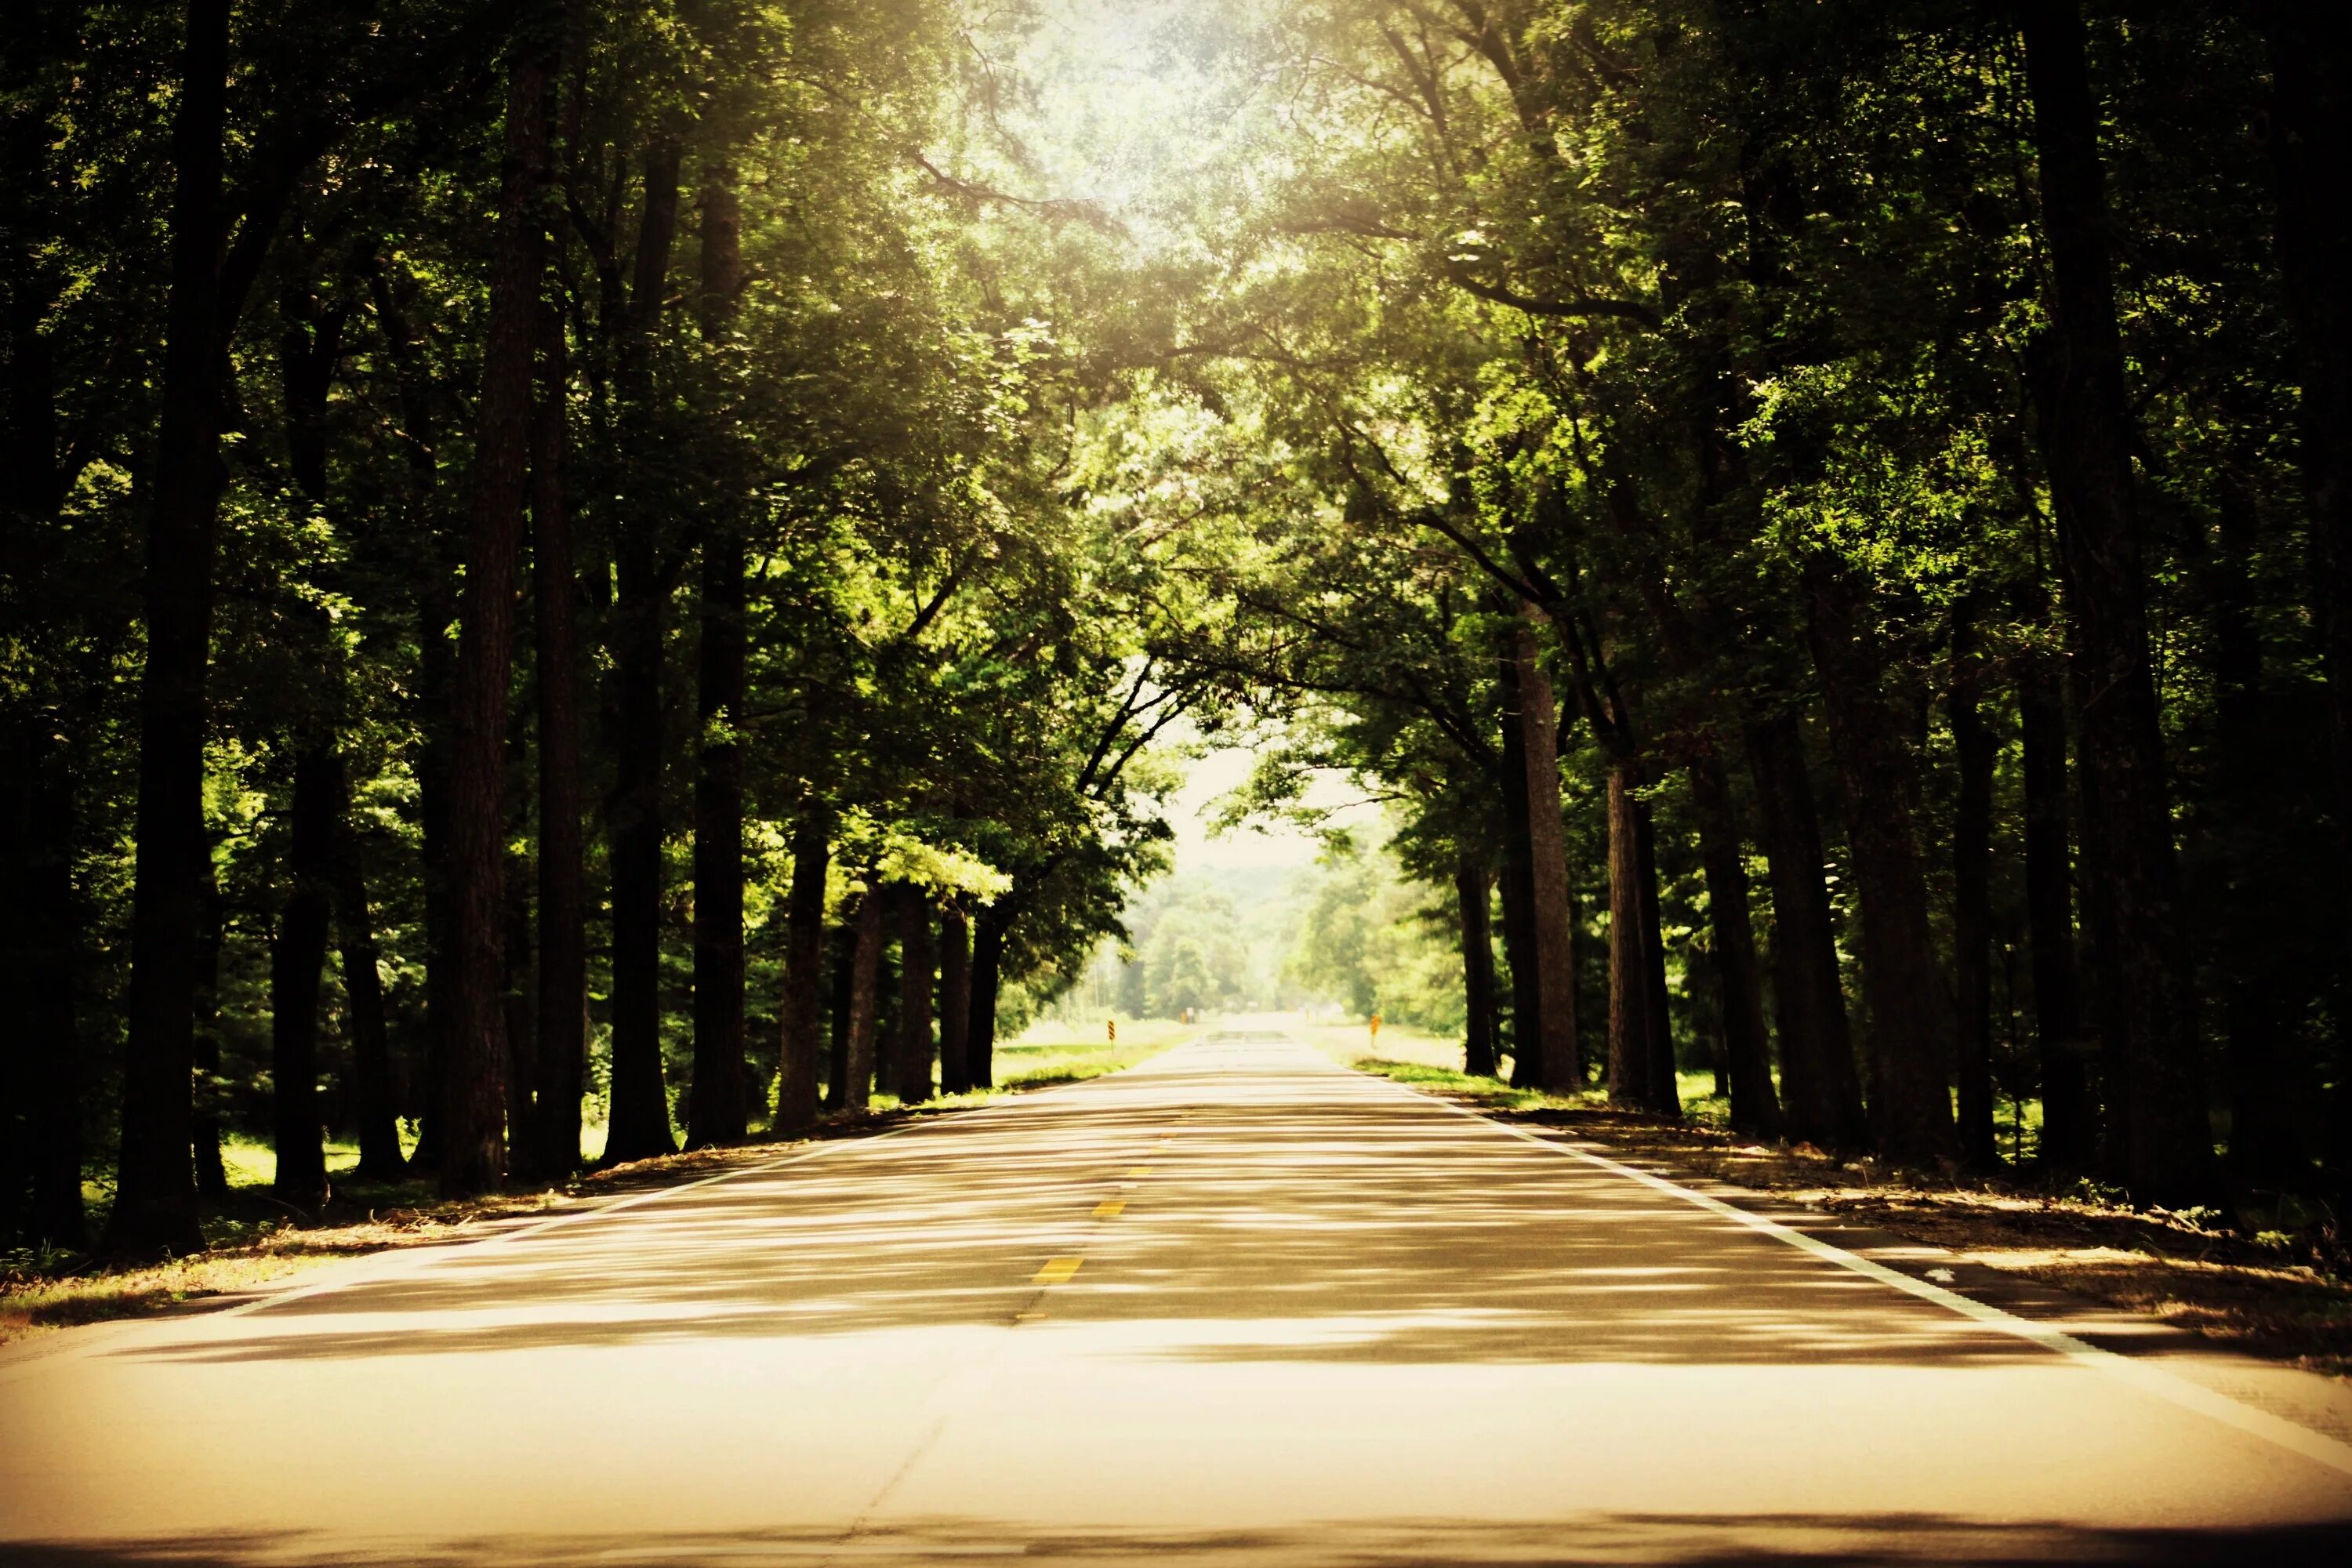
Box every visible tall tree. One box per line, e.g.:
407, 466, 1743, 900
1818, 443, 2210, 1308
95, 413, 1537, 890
109, 0, 234, 1256
441, 25, 552, 1195
2019, 1, 2213, 1201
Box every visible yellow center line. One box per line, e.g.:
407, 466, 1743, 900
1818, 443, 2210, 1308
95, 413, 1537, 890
1092, 1199, 1127, 1219
1032, 1256, 1083, 1285
1127, 1166, 1152, 1177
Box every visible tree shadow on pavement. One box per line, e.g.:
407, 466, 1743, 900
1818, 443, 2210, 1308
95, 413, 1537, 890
6, 1512, 2352, 1566
105, 1063, 2079, 1370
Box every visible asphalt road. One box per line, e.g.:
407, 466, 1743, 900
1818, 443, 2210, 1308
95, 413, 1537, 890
5, 1033, 2352, 1566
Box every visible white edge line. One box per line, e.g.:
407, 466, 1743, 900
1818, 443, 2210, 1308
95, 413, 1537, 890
0, 1055, 1157, 1384
1360, 1062, 2352, 1481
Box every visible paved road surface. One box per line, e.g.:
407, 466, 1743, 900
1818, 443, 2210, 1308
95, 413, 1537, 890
5, 1034, 2352, 1565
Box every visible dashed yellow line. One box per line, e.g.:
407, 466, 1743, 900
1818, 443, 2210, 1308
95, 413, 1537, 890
1127, 1166, 1152, 1178
1092, 1199, 1127, 1219
1033, 1256, 1083, 1285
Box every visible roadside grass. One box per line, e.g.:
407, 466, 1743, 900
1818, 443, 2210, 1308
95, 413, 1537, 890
1331, 1030, 2352, 1378
989, 1015, 1196, 1089
4, 1024, 1192, 1348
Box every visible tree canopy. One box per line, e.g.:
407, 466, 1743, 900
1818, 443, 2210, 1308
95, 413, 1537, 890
3, 0, 2346, 1258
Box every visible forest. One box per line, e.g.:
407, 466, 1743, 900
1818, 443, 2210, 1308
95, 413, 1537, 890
2, 0, 2345, 1264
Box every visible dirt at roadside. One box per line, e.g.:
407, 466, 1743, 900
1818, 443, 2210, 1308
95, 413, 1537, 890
0, 1110, 926, 1346
1402, 1076, 2352, 1379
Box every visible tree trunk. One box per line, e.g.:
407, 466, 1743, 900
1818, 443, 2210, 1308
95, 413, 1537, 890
2017, 657, 2091, 1171
1804, 556, 1957, 1167
111, 0, 232, 1258
600, 136, 684, 1169
1689, 753, 1778, 1136
0, 729, 85, 1247
684, 137, 746, 1151
501, 825, 535, 1168
895, 886, 935, 1105
1605, 764, 1652, 1109
686, 530, 748, 1147
775, 815, 828, 1131
969, 905, 1007, 1091
408, 579, 456, 1174
439, 42, 550, 1196
376, 263, 456, 1174
1496, 655, 1545, 1086
528, 274, 584, 1181
1744, 710, 1868, 1149
270, 742, 336, 1210
332, 820, 405, 1182
192, 820, 228, 1199
2206, 480, 2296, 1184
2020, 2, 2213, 1203
1632, 800, 1679, 1117
1456, 858, 1498, 1077
601, 528, 673, 1163
938, 903, 973, 1095
1951, 612, 1999, 1171
2256, 8, 2351, 919
840, 890, 884, 1112
823, 922, 854, 1112
1513, 612, 1581, 1089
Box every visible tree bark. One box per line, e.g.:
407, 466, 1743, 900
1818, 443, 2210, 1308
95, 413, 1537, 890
1456, 858, 1499, 1077
1744, 710, 1868, 1150
895, 886, 935, 1105
192, 820, 228, 1198
601, 525, 673, 1163
439, 40, 550, 1196
270, 742, 336, 1209
332, 818, 405, 1182
686, 529, 749, 1147
501, 822, 535, 1170
2205, 480, 2296, 1184
1951, 612, 1999, 1171
373, 267, 456, 1172
684, 139, 746, 1151
1689, 753, 1778, 1136
600, 136, 684, 1169
840, 890, 884, 1112
1632, 800, 1679, 1117
823, 922, 854, 1112
775, 815, 828, 1131
0, 728, 84, 1247
527, 272, 584, 1181
1605, 765, 1653, 1109
1496, 655, 1545, 1086
2018, 657, 2091, 1171
938, 903, 973, 1095
111, 0, 232, 1258
1512, 612, 1581, 1090
408, 597, 458, 1171
2020, 1, 2214, 1203
969, 905, 1007, 1091
2256, 7, 2351, 914
1803, 556, 1957, 1167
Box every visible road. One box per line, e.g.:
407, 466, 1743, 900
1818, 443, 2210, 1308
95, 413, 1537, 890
5, 1033, 2352, 1566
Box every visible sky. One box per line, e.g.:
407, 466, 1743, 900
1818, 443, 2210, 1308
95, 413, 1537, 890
1165, 743, 1385, 873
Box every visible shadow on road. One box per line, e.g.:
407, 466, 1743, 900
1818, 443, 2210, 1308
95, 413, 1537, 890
8, 1512, 2352, 1566
106, 1063, 2056, 1370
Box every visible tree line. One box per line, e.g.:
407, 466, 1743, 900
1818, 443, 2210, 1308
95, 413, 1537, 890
4, 0, 2345, 1262
1128, 0, 2343, 1209
0, 0, 1221, 1259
